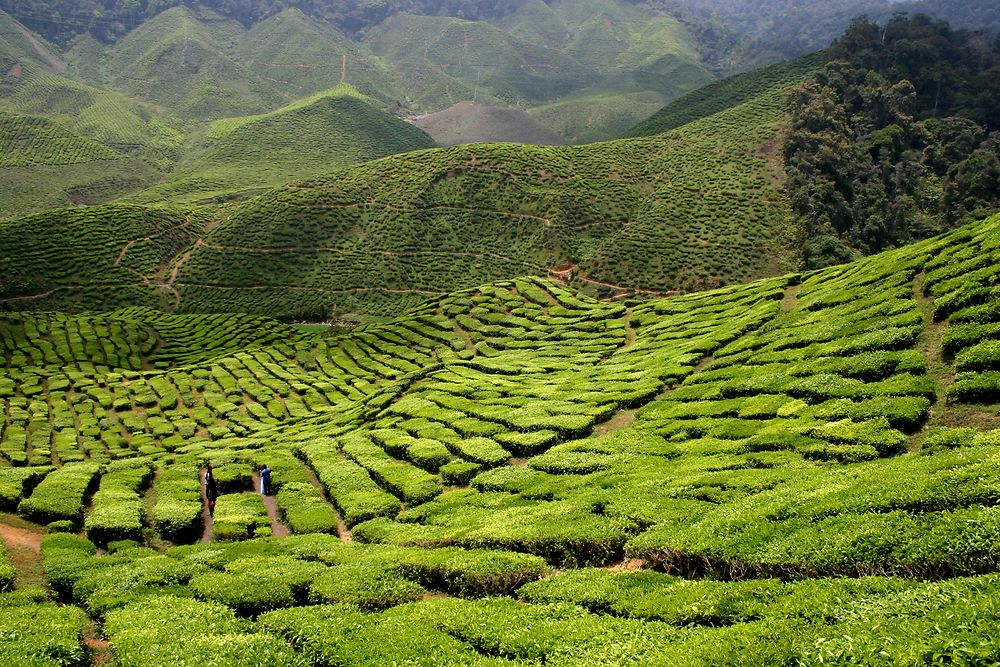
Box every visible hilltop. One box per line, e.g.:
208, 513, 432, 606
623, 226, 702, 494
129, 85, 436, 204
1, 211, 999, 663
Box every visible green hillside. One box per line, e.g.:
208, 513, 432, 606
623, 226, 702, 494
0, 212, 999, 664
0, 111, 121, 166
623, 51, 826, 138
129, 86, 437, 204
412, 101, 566, 146
0, 9, 64, 72
362, 13, 595, 111
99, 6, 285, 119
0, 72, 806, 319
234, 8, 400, 103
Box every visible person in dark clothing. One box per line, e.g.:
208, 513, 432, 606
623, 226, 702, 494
260, 464, 272, 496
204, 464, 218, 516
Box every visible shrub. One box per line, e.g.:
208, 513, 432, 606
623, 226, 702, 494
441, 461, 481, 486
308, 562, 425, 610
0, 466, 52, 511
18, 462, 102, 527
948, 372, 1000, 403
276, 482, 338, 534
104, 595, 305, 667
190, 556, 326, 616
212, 494, 269, 541
449, 437, 510, 467
151, 464, 203, 543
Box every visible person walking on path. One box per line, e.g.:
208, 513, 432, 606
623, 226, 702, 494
204, 464, 219, 516
260, 464, 272, 496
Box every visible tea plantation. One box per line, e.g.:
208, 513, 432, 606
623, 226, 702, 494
1, 213, 999, 665
0, 71, 806, 318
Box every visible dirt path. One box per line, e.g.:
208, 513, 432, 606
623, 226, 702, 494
0, 514, 46, 589
252, 473, 289, 538
84, 629, 111, 667
908, 273, 1000, 435
591, 410, 638, 437
168, 239, 203, 284
621, 308, 637, 349
198, 470, 214, 544
300, 462, 351, 543
602, 558, 644, 572
779, 283, 801, 314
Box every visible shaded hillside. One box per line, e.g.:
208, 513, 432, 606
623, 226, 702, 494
130, 86, 437, 204
1, 212, 999, 664
623, 51, 825, 137
362, 13, 595, 110
233, 8, 401, 103
99, 6, 286, 119
0, 74, 804, 319
44, 1, 722, 143
0, 60, 168, 217
0, 8, 64, 72
411, 101, 566, 146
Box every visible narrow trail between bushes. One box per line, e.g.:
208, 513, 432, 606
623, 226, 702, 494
199, 470, 214, 544
252, 473, 290, 538
778, 283, 800, 314
0, 513, 46, 589
300, 463, 351, 542
910, 272, 968, 442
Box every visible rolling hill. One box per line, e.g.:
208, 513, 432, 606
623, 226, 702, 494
0, 211, 999, 664
0, 64, 808, 319
410, 101, 566, 146
99, 6, 286, 120
129, 85, 437, 204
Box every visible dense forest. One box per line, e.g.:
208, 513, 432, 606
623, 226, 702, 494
784, 14, 1000, 268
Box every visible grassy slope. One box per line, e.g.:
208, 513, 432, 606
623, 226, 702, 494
234, 8, 400, 104
411, 101, 566, 146
128, 86, 437, 204
0, 62, 171, 218
0, 12, 177, 217
363, 13, 596, 112
100, 6, 285, 119
0, 70, 807, 319
0, 9, 64, 72
623, 51, 826, 138
1, 214, 999, 663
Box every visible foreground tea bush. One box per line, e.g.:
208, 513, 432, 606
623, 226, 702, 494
0, 588, 88, 666
18, 462, 101, 527
84, 459, 153, 546
0, 214, 998, 664
105, 595, 306, 667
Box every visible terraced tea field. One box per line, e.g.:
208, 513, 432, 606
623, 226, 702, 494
0, 72, 806, 319
1, 213, 999, 665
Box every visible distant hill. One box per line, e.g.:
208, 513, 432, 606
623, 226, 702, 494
0, 8, 64, 72
0, 72, 805, 319
623, 52, 825, 138
129, 85, 437, 203
410, 102, 566, 146
3, 1, 727, 145
0, 111, 157, 217
0, 56, 168, 217
233, 8, 401, 103
99, 7, 286, 119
